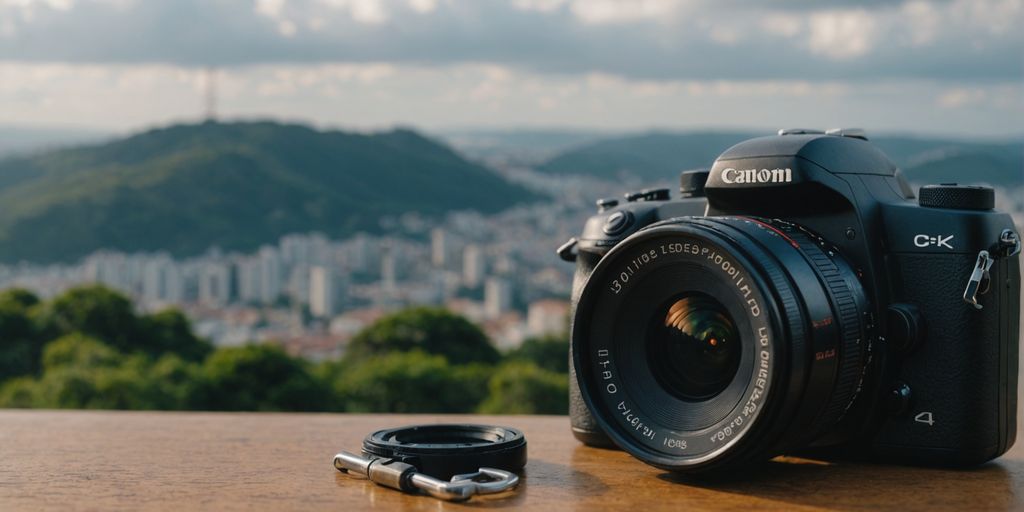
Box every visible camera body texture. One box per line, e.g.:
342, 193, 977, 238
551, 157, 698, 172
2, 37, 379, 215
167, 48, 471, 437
564, 130, 1021, 473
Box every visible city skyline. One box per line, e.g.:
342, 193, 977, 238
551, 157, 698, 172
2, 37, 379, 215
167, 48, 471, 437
0, 200, 580, 358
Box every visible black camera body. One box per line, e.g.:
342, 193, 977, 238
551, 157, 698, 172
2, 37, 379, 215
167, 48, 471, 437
563, 129, 1021, 473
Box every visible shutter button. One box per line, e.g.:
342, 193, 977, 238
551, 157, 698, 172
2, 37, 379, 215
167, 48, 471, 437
602, 211, 634, 236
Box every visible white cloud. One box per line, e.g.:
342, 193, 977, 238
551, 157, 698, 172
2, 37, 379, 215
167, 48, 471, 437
569, 0, 688, 25
277, 20, 297, 37
254, 0, 286, 18
935, 84, 1021, 110
511, 0, 689, 24
901, 1, 939, 46
709, 25, 740, 45
938, 88, 987, 108
345, 0, 388, 24
255, 0, 391, 30
407, 0, 437, 13
0, 17, 15, 37
0, 62, 1020, 136
0, 0, 75, 9
510, 0, 567, 14
806, 9, 878, 59
949, 0, 1022, 36
760, 13, 802, 39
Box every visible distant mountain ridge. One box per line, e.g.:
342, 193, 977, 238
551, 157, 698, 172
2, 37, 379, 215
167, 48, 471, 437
0, 125, 109, 158
539, 131, 1024, 187
438, 128, 617, 163
538, 132, 758, 180
0, 121, 539, 263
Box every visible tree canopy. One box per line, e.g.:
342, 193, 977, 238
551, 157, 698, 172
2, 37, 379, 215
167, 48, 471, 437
505, 335, 569, 373
0, 285, 569, 415
199, 344, 333, 412
345, 307, 500, 365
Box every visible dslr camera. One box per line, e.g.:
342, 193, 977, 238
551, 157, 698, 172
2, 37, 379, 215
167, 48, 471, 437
558, 129, 1021, 474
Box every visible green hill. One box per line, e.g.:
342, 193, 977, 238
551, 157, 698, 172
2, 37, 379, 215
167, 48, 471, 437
0, 121, 538, 263
539, 131, 1024, 187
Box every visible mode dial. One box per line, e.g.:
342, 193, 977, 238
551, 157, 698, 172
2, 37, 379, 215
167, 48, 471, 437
919, 184, 994, 211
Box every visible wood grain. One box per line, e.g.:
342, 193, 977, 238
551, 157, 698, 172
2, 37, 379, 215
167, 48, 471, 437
0, 410, 1021, 511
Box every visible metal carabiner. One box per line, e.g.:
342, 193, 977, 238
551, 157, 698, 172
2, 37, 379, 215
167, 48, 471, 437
963, 250, 993, 310
964, 229, 1022, 310
334, 451, 520, 502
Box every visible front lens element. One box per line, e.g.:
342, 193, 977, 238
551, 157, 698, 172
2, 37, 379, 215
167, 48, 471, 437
648, 293, 741, 401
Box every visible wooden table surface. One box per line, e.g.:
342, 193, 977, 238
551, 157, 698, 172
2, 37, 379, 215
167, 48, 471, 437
0, 410, 1022, 511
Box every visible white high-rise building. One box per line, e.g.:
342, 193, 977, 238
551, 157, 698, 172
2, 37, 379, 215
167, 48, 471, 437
286, 264, 311, 306
431, 228, 449, 268
83, 251, 132, 294
258, 246, 282, 304
309, 233, 331, 266
141, 255, 183, 305
235, 257, 262, 304
494, 254, 516, 276
381, 244, 397, 293
484, 277, 512, 319
198, 262, 231, 307
166, 264, 184, 303
344, 234, 374, 274
140, 256, 165, 303
309, 266, 344, 318
280, 234, 312, 267
280, 232, 331, 267
463, 244, 485, 288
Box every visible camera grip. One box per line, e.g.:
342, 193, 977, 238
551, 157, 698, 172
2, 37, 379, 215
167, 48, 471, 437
872, 251, 1019, 464
569, 249, 616, 448
569, 355, 616, 447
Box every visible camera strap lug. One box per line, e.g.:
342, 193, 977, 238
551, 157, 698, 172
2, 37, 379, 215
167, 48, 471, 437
994, 229, 1021, 259
557, 237, 579, 262
334, 451, 519, 502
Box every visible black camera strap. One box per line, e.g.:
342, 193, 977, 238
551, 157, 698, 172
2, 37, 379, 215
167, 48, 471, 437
333, 424, 526, 502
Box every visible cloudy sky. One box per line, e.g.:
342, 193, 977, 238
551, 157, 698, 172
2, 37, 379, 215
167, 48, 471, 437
1, 0, 1022, 137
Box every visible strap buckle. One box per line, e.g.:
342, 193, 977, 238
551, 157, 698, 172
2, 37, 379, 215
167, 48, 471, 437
334, 451, 519, 502
963, 250, 993, 310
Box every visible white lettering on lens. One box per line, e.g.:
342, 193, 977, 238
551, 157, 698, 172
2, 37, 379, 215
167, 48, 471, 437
721, 167, 792, 184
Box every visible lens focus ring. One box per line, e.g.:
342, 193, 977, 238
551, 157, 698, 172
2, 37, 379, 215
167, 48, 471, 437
777, 223, 867, 432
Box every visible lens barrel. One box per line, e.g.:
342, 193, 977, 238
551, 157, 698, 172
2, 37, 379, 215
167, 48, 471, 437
571, 216, 871, 473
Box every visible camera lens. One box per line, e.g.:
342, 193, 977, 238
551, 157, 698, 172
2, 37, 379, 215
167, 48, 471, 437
571, 216, 872, 473
647, 293, 741, 401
